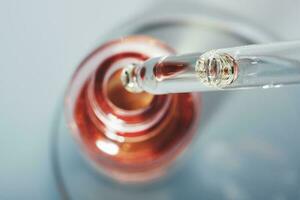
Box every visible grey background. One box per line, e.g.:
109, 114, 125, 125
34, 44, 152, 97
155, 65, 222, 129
0, 0, 300, 199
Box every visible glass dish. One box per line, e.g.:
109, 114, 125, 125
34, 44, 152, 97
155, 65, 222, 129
51, 2, 300, 200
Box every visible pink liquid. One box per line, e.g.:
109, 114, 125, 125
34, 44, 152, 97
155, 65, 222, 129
66, 36, 201, 182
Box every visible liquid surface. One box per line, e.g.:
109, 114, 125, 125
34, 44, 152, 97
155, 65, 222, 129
106, 70, 154, 110
74, 66, 199, 180
69, 36, 201, 182
74, 71, 198, 164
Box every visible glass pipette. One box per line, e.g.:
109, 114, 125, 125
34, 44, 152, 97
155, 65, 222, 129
121, 40, 300, 94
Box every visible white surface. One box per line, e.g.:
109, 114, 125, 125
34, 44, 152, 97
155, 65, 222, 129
0, 0, 300, 199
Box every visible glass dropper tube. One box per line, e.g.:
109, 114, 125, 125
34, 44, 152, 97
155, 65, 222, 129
121, 40, 300, 94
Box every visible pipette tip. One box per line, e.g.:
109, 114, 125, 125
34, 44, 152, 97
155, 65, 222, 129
121, 63, 143, 93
